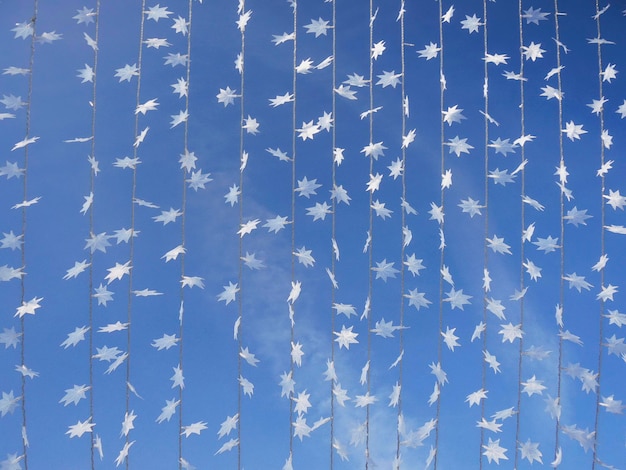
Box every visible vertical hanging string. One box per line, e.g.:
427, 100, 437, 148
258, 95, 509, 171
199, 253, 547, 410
237, 2, 247, 469
397, 1, 407, 466
513, 0, 526, 467
289, 0, 297, 464
479, 1, 489, 468
330, 0, 337, 467
88, 1, 102, 468
365, 1, 374, 468
125, 2, 147, 468
433, 1, 444, 468
178, 1, 193, 468
591, 2, 606, 468
19, 3, 38, 469
552, 0, 565, 462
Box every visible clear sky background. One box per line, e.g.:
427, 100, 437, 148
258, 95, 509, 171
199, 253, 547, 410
1, 0, 625, 469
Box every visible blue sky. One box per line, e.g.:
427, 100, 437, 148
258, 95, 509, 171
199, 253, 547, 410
1, 0, 625, 469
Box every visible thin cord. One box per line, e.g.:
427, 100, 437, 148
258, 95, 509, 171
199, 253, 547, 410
289, 0, 297, 463
479, 1, 489, 468
366, 1, 375, 467
397, 1, 407, 466
178, 1, 194, 468
237, 2, 247, 469
591, 1, 607, 468
19, 4, 39, 469
88, 1, 102, 468
124, 2, 147, 468
513, 1, 527, 467
552, 0, 565, 462
433, 2, 445, 468
330, 0, 337, 467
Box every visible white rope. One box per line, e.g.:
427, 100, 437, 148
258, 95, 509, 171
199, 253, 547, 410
591, 2, 608, 468
19, 3, 39, 469
177, 1, 194, 468
88, 1, 101, 468
433, 2, 445, 468
123, 2, 147, 468
479, 1, 490, 468
512, 1, 527, 467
